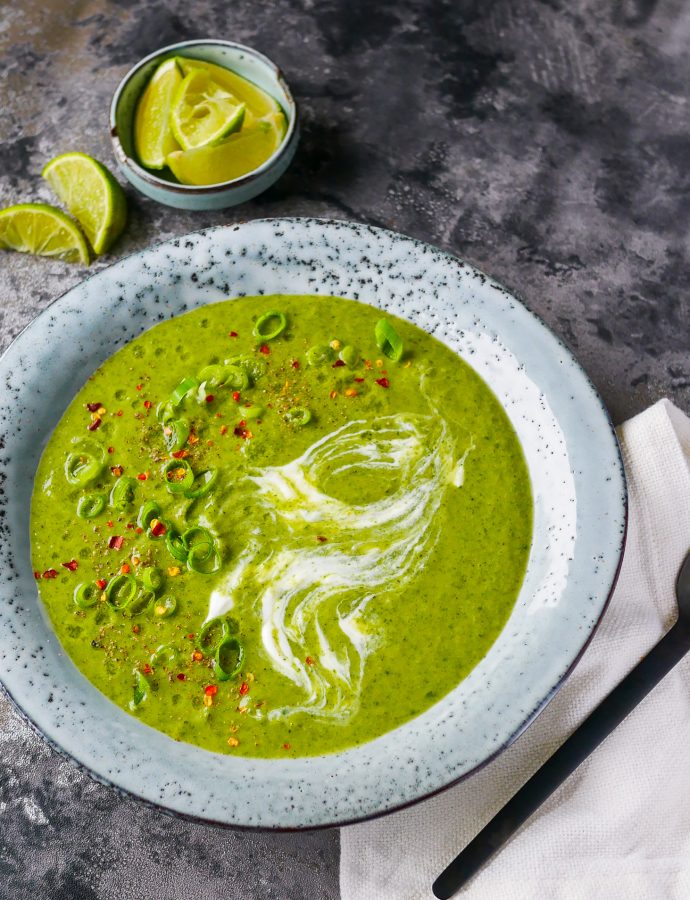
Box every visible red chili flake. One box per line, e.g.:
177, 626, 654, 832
142, 663, 152, 675
116, 409, 123, 417
232, 391, 241, 402
375, 377, 390, 388
205, 394, 215, 403
87, 418, 102, 431
86, 402, 102, 412
229, 331, 238, 338
259, 344, 270, 355
316, 535, 328, 543
176, 673, 186, 681
96, 579, 107, 590
143, 400, 152, 410
172, 449, 188, 459
220, 424, 228, 435
125, 523, 134, 530
239, 682, 249, 696
107, 446, 114, 454
106, 520, 113, 528
150, 520, 167, 537
187, 633, 195, 640
110, 465, 124, 477
61, 560, 78, 571
137, 472, 148, 481
233, 425, 253, 440
120, 563, 130, 575
305, 656, 315, 666
332, 359, 346, 368
132, 624, 140, 634
135, 526, 143, 535
33, 571, 41, 580
282, 743, 291, 750
108, 535, 124, 550
354, 377, 365, 383
136, 384, 143, 391
42, 569, 58, 579
291, 360, 300, 370
204, 685, 218, 697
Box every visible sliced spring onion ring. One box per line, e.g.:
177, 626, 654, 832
225, 355, 266, 384
306, 344, 334, 367
105, 573, 137, 610
64, 441, 105, 486
187, 542, 221, 575
340, 345, 360, 368
77, 492, 106, 519
109, 476, 137, 511
253, 310, 287, 341
137, 499, 161, 531
169, 376, 200, 407
196, 617, 230, 652
215, 636, 245, 681
183, 468, 218, 499
375, 318, 404, 362
156, 400, 175, 424
74, 582, 99, 609
165, 528, 188, 561
197, 364, 227, 389
284, 406, 312, 427
223, 364, 250, 391
238, 404, 264, 420
163, 417, 190, 452
129, 670, 149, 710
125, 588, 155, 617
152, 595, 177, 619
141, 567, 163, 593
150, 644, 177, 667
163, 458, 194, 493
181, 525, 215, 551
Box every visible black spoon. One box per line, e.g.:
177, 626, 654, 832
433, 550, 690, 899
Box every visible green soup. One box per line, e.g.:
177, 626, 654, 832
31, 295, 532, 758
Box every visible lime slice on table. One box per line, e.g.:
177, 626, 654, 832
166, 112, 287, 185
170, 69, 246, 151
42, 152, 127, 255
134, 57, 183, 169
177, 57, 285, 120
0, 203, 90, 264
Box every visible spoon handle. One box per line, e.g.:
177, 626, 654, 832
433, 620, 690, 899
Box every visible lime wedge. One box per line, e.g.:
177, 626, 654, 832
177, 57, 284, 120
0, 203, 90, 264
170, 69, 246, 151
134, 58, 183, 169
166, 112, 286, 185
42, 152, 127, 255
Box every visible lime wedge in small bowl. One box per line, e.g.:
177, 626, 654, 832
166, 111, 286, 185
42, 152, 127, 255
133, 57, 183, 169
170, 69, 245, 151
0, 203, 90, 265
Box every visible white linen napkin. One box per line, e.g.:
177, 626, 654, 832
340, 399, 690, 900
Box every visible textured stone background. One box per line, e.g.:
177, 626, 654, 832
1, 1, 688, 897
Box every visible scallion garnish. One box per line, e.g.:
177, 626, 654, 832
375, 318, 404, 362
141, 567, 163, 593
77, 492, 106, 519
152, 595, 177, 618
164, 417, 190, 452
196, 617, 231, 653
105, 573, 137, 610
284, 406, 312, 427
74, 582, 99, 609
129, 669, 149, 710
163, 458, 194, 493
184, 468, 218, 499
137, 499, 161, 531
64, 440, 105, 486
215, 635, 244, 681
169, 376, 200, 407
253, 310, 287, 342
109, 476, 137, 511
306, 345, 334, 367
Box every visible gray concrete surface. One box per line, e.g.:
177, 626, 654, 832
1, 0, 688, 897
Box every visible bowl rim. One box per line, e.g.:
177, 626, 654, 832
0, 218, 628, 830
109, 38, 300, 195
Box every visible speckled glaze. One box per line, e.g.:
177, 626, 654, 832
110, 40, 299, 210
0, 219, 626, 829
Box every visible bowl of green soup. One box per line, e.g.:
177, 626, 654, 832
0, 219, 626, 828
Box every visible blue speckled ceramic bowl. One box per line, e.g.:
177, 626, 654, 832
110, 40, 299, 210
0, 219, 626, 829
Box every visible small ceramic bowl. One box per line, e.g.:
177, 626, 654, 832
109, 39, 299, 211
